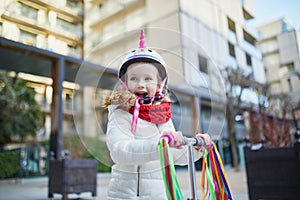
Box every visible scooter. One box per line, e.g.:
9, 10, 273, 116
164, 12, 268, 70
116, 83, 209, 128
159, 135, 232, 200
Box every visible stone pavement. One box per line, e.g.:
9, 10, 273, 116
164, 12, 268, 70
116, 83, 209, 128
0, 166, 249, 200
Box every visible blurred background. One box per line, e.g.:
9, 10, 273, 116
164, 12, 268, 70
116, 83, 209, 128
0, 0, 299, 179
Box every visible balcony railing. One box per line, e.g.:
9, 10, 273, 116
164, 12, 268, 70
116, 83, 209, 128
241, 40, 262, 59
228, 55, 238, 69
2, 6, 82, 39
227, 30, 237, 45
25, 0, 82, 19
90, 0, 145, 28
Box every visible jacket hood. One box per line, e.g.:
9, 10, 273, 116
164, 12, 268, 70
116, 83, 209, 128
103, 89, 137, 109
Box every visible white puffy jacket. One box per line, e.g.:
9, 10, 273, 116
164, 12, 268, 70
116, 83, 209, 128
106, 105, 202, 199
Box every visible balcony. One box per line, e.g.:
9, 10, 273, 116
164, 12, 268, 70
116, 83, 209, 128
227, 30, 237, 45
243, 64, 254, 78
227, 55, 238, 69
241, 40, 262, 59
67, 46, 82, 58
20, 0, 83, 23
1, 12, 82, 47
90, 0, 145, 29
90, 29, 137, 53
240, 0, 254, 20
259, 41, 279, 56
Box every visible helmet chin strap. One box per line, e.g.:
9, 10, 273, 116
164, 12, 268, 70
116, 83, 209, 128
118, 77, 129, 91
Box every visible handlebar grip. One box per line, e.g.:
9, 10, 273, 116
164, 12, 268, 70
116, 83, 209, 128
161, 134, 206, 147
161, 133, 174, 146
193, 137, 205, 146
182, 137, 205, 146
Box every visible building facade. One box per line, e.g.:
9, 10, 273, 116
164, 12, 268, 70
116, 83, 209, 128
256, 18, 300, 105
0, 0, 93, 141
0, 0, 84, 58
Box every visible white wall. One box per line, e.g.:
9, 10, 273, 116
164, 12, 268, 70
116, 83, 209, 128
180, 0, 264, 92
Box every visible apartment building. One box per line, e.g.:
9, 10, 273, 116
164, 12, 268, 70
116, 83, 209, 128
0, 0, 87, 140
0, 0, 83, 57
256, 18, 300, 105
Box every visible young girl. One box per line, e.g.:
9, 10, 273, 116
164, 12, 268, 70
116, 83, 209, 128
104, 30, 211, 199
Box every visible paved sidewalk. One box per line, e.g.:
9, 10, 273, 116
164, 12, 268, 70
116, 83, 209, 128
0, 167, 249, 200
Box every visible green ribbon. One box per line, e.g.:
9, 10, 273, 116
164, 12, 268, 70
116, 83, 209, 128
158, 138, 184, 200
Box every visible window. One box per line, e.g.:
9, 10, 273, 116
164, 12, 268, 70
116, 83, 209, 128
242, 7, 253, 20
245, 53, 252, 66
228, 42, 235, 57
19, 2, 38, 20
20, 30, 36, 46
243, 29, 256, 46
286, 63, 295, 71
287, 78, 292, 92
227, 17, 236, 33
201, 105, 211, 119
65, 93, 72, 110
198, 54, 208, 73
67, 0, 82, 9
281, 62, 295, 74
57, 17, 71, 29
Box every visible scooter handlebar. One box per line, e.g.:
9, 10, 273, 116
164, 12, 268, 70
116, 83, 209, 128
161, 133, 205, 147
182, 136, 205, 146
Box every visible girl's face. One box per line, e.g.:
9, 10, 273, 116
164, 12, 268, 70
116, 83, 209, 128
126, 62, 160, 98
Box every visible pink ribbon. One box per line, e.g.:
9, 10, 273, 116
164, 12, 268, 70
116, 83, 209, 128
131, 98, 141, 133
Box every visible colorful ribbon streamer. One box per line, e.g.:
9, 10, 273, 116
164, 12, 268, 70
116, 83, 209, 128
158, 138, 184, 200
158, 138, 232, 200
201, 143, 232, 200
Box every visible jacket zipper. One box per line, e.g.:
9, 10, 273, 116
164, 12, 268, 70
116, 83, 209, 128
137, 165, 140, 197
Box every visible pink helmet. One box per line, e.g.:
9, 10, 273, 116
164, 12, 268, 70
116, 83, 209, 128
118, 29, 168, 94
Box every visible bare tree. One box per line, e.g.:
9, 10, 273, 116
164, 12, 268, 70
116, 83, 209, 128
222, 67, 264, 171
248, 92, 295, 148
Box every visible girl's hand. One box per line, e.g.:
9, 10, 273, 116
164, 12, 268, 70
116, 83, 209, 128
194, 133, 212, 150
171, 131, 184, 148
162, 131, 184, 148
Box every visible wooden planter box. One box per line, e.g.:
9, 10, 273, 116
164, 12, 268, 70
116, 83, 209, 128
48, 159, 98, 200
244, 145, 300, 200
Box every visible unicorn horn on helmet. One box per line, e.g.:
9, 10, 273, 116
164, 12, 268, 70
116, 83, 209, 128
139, 29, 146, 49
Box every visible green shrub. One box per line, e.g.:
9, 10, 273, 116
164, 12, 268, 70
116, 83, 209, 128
0, 72, 43, 145
0, 150, 21, 178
